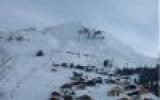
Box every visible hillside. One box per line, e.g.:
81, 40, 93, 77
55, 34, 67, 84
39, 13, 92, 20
0, 22, 157, 100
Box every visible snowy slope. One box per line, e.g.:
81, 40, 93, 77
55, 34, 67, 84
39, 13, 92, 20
0, 22, 154, 100
0, 22, 150, 67
41, 22, 150, 67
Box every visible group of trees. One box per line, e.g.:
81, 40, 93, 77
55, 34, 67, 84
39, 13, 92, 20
6, 35, 25, 42
116, 64, 159, 96
78, 28, 104, 39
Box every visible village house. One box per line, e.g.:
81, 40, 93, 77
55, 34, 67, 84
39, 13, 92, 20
76, 84, 86, 90
60, 84, 75, 96
139, 86, 150, 94
125, 84, 137, 91
76, 95, 92, 100
49, 91, 62, 100
140, 93, 158, 100
71, 72, 84, 81
126, 90, 141, 100
118, 95, 132, 100
107, 87, 121, 96
118, 78, 130, 87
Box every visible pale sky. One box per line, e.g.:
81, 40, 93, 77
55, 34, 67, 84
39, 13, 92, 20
0, 0, 159, 57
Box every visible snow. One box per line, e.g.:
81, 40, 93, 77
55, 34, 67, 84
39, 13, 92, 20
1, 55, 73, 100
141, 93, 159, 100
0, 22, 158, 100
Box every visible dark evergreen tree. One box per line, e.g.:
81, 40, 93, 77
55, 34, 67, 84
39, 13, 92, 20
103, 59, 109, 67
116, 64, 159, 96
36, 50, 44, 57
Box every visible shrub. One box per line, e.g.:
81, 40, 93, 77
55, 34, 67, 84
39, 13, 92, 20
36, 50, 44, 57
70, 63, 74, 68
51, 69, 57, 72
7, 36, 13, 41
85, 80, 96, 86
15, 36, 24, 41
76, 64, 85, 70
61, 63, 68, 67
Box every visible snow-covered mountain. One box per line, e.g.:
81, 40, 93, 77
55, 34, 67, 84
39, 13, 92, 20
0, 22, 151, 67
0, 22, 155, 100
45, 22, 153, 66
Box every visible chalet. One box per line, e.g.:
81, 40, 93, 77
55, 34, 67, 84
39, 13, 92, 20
52, 63, 60, 67
70, 81, 85, 86
107, 87, 122, 96
63, 95, 73, 100
118, 96, 132, 100
76, 84, 86, 90
126, 91, 140, 96
76, 95, 92, 100
60, 84, 72, 89
121, 76, 129, 80
139, 86, 150, 94
125, 84, 137, 90
97, 68, 108, 75
60, 84, 75, 96
84, 79, 96, 86
140, 93, 158, 100
75, 64, 85, 70
118, 78, 130, 87
119, 76, 130, 83
71, 72, 84, 81
126, 90, 141, 100
118, 97, 131, 100
104, 79, 117, 84
61, 62, 68, 68
49, 91, 61, 100
97, 71, 108, 75
107, 89, 120, 96
51, 68, 57, 72
93, 77, 103, 84
108, 73, 119, 80
85, 66, 94, 72
108, 73, 114, 77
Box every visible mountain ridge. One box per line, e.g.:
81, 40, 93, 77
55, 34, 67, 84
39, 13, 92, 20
0, 22, 152, 67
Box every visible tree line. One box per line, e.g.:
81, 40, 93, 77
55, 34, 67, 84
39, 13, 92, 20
116, 64, 159, 96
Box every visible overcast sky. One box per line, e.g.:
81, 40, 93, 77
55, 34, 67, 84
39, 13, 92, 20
0, 0, 158, 57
